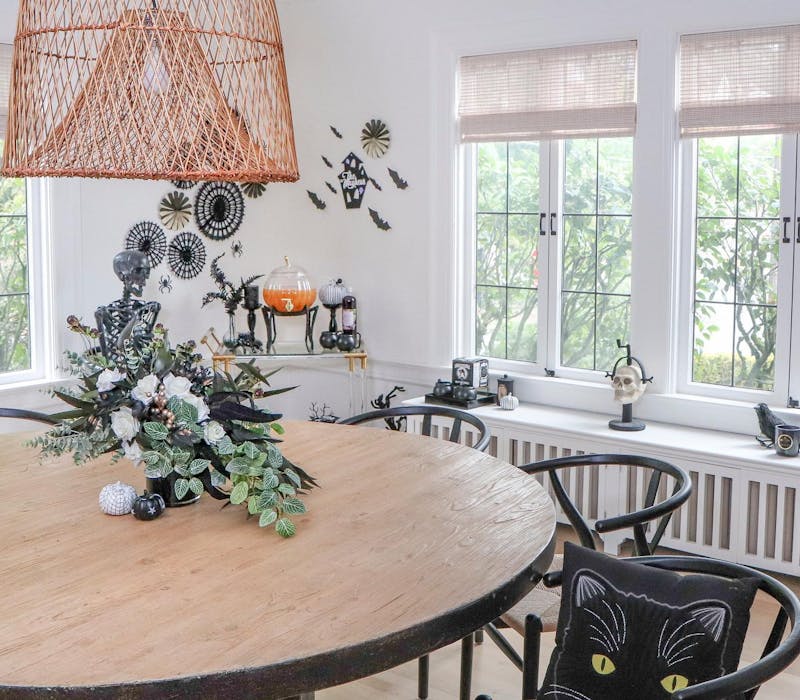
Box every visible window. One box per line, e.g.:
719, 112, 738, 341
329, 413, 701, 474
0, 43, 45, 384
461, 40, 637, 374
678, 25, 800, 402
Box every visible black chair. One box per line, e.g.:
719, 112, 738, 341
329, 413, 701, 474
475, 555, 800, 699
338, 405, 490, 453
481, 454, 692, 699
339, 404, 490, 700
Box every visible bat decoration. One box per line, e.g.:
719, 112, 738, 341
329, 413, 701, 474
368, 176, 383, 192
325, 181, 337, 194
307, 190, 327, 210
369, 208, 391, 231
330, 125, 343, 139
321, 155, 333, 168
388, 168, 409, 190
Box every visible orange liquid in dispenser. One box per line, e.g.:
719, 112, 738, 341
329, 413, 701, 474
262, 288, 316, 313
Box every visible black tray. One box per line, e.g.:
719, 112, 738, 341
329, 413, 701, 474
424, 391, 497, 410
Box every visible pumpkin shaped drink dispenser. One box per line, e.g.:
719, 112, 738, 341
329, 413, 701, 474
262, 257, 316, 312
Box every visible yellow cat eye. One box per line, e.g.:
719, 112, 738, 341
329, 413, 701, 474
591, 653, 616, 675
661, 674, 690, 692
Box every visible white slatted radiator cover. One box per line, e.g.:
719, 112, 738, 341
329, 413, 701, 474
404, 400, 800, 576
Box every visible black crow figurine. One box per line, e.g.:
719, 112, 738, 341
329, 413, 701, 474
754, 402, 783, 448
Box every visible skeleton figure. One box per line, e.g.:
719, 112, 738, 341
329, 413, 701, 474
611, 364, 646, 404
95, 251, 161, 366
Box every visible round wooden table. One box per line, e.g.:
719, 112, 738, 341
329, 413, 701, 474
0, 421, 555, 699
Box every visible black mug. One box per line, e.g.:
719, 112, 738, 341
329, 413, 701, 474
775, 424, 800, 456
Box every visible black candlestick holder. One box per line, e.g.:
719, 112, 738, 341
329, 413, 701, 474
238, 285, 263, 352
261, 304, 319, 353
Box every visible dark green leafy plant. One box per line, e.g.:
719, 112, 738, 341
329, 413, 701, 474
28, 323, 315, 537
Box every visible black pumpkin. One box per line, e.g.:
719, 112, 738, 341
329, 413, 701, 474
132, 491, 166, 521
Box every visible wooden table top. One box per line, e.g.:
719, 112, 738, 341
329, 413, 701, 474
0, 420, 555, 699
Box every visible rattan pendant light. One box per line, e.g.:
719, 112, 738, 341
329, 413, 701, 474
1, 0, 299, 183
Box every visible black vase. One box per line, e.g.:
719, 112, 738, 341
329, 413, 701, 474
146, 472, 201, 508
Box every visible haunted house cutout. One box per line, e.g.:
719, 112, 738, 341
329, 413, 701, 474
338, 152, 368, 209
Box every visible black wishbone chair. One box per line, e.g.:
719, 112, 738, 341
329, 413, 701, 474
480, 453, 692, 700
476, 555, 800, 699
339, 404, 490, 700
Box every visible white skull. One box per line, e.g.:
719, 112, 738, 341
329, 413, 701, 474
611, 364, 645, 404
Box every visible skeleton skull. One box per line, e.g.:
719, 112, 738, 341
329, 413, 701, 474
611, 364, 646, 404
113, 250, 151, 297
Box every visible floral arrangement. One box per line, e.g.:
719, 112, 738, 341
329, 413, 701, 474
29, 320, 316, 537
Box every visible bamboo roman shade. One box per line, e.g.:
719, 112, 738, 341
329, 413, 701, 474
0, 44, 11, 143
458, 40, 638, 142
680, 25, 800, 137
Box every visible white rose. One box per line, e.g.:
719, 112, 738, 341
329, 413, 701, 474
131, 374, 160, 406
203, 421, 226, 445
185, 393, 210, 423
163, 373, 193, 399
123, 440, 142, 464
97, 368, 125, 392
110, 406, 140, 442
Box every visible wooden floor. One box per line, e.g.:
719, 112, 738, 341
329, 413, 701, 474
320, 528, 800, 699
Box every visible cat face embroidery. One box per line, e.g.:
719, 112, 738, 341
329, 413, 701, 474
541, 570, 732, 700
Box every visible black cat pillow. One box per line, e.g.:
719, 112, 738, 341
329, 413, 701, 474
537, 543, 759, 700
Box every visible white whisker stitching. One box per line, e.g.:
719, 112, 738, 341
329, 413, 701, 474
585, 608, 619, 651
666, 632, 705, 660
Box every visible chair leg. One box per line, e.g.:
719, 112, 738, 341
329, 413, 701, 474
522, 614, 543, 700
460, 634, 474, 700
418, 655, 429, 700
474, 627, 484, 644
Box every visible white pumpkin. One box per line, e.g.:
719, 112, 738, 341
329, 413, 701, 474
99, 481, 138, 516
500, 393, 520, 411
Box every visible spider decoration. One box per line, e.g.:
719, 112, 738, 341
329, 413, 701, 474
124, 221, 167, 268
241, 182, 268, 199
172, 180, 195, 190
167, 232, 207, 280
158, 274, 174, 294
159, 191, 192, 230
195, 182, 245, 241
231, 240, 244, 258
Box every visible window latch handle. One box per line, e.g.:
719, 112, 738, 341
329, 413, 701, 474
539, 212, 546, 236
796, 216, 800, 244
550, 212, 557, 236
783, 216, 791, 243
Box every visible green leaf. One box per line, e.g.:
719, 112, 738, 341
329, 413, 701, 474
257, 489, 278, 509
227, 457, 252, 475
144, 422, 169, 441
211, 469, 227, 487
144, 464, 162, 479
174, 465, 189, 478
277, 483, 296, 496
142, 450, 161, 466
172, 400, 198, 427
284, 468, 302, 489
267, 446, 283, 469
263, 470, 279, 490
259, 509, 278, 528
230, 481, 249, 505
159, 462, 174, 479
275, 518, 296, 538
282, 497, 307, 515
270, 422, 285, 435
248, 496, 261, 515
189, 458, 211, 475
216, 435, 235, 455
188, 477, 204, 496
241, 441, 261, 460
172, 449, 191, 466
174, 478, 190, 500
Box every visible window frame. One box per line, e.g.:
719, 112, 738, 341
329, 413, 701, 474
675, 134, 797, 405
0, 177, 52, 387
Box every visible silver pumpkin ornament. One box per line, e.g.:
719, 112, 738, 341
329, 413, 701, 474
99, 481, 138, 516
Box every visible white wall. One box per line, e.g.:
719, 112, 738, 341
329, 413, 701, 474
3, 0, 800, 430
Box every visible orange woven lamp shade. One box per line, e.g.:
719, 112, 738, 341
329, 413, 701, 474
1, 0, 299, 183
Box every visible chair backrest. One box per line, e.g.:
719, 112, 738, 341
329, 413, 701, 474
519, 453, 692, 555
543, 555, 800, 699
339, 405, 491, 452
